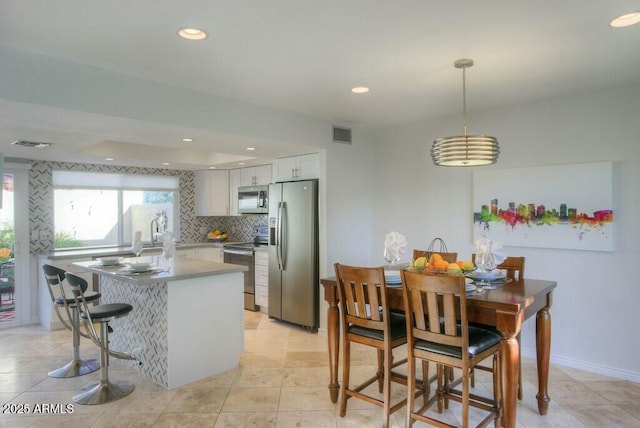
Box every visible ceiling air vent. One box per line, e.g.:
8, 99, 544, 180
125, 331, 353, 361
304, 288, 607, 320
11, 140, 52, 148
332, 126, 352, 144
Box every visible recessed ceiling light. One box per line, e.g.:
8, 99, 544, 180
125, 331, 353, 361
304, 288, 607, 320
238, 162, 246, 165
162, 162, 170, 166
182, 138, 194, 142
11, 139, 52, 148
105, 158, 114, 161
610, 11, 640, 27
208, 166, 216, 169
246, 147, 256, 151
178, 27, 208, 40
351, 86, 370, 94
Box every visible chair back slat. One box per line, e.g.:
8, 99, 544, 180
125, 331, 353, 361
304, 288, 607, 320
411, 290, 428, 330
426, 291, 439, 332
443, 294, 457, 336
368, 282, 382, 321
343, 280, 357, 316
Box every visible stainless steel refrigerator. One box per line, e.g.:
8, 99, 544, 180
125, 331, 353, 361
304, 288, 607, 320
268, 180, 318, 330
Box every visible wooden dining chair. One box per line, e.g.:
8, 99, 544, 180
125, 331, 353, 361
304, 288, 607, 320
401, 270, 503, 428
413, 249, 458, 263
470, 255, 525, 280
334, 263, 422, 428
497, 256, 525, 280
470, 255, 526, 399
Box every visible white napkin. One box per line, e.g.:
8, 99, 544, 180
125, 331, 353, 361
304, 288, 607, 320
474, 237, 507, 266
133, 230, 142, 244
384, 231, 408, 264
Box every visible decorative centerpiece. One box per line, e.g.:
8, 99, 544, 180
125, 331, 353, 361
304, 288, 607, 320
413, 254, 476, 276
207, 229, 229, 242
383, 231, 407, 268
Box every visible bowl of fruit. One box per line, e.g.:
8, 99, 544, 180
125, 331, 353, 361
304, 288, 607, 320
409, 253, 476, 276
207, 229, 229, 242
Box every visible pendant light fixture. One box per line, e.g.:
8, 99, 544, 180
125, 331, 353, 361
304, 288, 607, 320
431, 59, 499, 166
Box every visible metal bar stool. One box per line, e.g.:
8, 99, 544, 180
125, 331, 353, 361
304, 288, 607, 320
42, 264, 101, 378
65, 272, 140, 405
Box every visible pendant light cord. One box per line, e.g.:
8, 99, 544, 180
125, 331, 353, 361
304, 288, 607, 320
462, 65, 467, 137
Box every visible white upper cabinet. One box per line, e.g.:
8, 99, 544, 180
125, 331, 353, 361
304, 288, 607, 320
273, 153, 319, 182
194, 170, 230, 216
240, 165, 273, 186
229, 168, 242, 216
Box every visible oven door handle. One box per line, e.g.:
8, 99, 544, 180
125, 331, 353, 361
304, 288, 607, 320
223, 249, 254, 256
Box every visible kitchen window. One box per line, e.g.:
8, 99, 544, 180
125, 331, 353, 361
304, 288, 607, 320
53, 171, 179, 249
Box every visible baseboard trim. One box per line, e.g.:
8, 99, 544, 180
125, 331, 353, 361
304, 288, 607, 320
522, 347, 640, 383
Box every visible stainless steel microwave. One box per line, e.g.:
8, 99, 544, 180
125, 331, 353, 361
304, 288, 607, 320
238, 185, 268, 214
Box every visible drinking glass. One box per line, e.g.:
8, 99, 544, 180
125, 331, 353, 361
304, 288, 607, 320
131, 240, 143, 261
476, 250, 497, 290
163, 246, 175, 273
384, 248, 400, 268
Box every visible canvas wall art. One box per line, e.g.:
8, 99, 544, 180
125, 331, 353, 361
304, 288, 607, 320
472, 162, 614, 251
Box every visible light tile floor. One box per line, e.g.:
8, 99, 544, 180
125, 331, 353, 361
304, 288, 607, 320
1, 311, 639, 427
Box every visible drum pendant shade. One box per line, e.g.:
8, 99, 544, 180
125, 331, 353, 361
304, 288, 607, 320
431, 59, 499, 167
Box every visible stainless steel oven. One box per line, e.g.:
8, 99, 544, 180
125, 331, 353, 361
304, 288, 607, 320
223, 245, 257, 311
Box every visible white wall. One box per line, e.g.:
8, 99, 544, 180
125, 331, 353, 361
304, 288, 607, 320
325, 82, 640, 382
0, 46, 332, 149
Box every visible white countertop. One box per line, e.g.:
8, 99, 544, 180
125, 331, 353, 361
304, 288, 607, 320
73, 255, 247, 284
46, 242, 222, 261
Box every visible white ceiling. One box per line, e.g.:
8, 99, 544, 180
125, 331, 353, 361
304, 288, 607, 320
1, 1, 639, 170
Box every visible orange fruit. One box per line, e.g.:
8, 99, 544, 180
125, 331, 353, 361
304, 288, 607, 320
435, 259, 449, 271
429, 253, 443, 267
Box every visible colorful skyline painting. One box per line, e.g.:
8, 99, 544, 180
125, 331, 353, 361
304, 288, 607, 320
472, 162, 614, 251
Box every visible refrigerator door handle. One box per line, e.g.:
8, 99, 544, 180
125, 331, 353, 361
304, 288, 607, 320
280, 201, 287, 270
276, 201, 284, 270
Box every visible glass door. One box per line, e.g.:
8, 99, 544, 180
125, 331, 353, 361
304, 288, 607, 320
0, 172, 15, 326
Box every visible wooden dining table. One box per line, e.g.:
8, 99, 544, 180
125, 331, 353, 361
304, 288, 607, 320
321, 275, 556, 428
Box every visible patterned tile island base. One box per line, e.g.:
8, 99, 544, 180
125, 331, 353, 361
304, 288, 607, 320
99, 271, 245, 389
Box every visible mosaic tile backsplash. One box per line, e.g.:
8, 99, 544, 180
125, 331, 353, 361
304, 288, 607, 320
28, 160, 267, 253
197, 215, 268, 242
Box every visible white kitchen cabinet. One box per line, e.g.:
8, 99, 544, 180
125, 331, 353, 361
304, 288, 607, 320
240, 165, 272, 186
254, 249, 269, 310
194, 246, 224, 263
273, 153, 319, 182
229, 168, 242, 215
194, 170, 230, 216
176, 248, 195, 259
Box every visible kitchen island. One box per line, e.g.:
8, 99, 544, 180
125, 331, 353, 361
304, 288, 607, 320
72, 256, 247, 389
